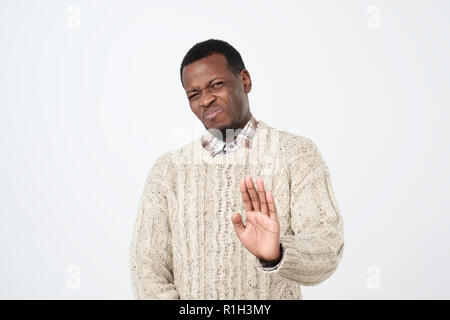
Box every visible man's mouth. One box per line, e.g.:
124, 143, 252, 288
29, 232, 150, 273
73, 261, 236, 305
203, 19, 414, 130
203, 107, 223, 120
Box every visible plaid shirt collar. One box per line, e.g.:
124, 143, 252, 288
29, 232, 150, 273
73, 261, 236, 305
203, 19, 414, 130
201, 115, 258, 157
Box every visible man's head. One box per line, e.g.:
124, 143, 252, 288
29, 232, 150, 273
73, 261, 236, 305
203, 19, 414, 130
180, 39, 252, 140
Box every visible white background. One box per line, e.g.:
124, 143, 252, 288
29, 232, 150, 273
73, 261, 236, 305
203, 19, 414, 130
1, 0, 449, 299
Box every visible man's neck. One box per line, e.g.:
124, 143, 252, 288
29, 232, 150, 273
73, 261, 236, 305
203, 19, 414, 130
219, 113, 252, 143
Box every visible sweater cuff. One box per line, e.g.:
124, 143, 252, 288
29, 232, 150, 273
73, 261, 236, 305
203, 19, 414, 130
258, 243, 284, 271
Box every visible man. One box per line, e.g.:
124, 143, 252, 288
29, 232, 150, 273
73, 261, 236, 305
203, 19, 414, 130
129, 39, 344, 300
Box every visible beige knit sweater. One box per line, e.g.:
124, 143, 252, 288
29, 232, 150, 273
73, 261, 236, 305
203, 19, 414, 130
129, 120, 344, 300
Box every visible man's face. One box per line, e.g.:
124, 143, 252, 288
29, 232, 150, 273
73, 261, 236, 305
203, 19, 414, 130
181, 53, 251, 133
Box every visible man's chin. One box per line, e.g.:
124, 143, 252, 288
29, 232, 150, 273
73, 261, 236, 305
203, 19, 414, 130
203, 119, 229, 131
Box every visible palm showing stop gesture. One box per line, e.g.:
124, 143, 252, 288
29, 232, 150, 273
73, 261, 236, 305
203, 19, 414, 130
231, 174, 281, 263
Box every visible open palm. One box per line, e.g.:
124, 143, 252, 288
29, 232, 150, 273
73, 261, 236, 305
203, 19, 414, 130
231, 174, 281, 263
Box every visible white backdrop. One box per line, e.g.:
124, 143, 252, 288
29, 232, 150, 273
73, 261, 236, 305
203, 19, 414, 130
1, 0, 449, 299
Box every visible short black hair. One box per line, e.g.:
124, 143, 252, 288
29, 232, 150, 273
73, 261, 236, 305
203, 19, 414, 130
180, 39, 246, 85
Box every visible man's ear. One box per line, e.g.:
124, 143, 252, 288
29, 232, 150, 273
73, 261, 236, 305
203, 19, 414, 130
240, 69, 252, 93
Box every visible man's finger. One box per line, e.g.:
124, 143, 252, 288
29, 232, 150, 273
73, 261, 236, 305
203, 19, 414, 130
256, 176, 269, 216
244, 174, 261, 212
266, 191, 278, 221
240, 180, 253, 213
231, 212, 246, 239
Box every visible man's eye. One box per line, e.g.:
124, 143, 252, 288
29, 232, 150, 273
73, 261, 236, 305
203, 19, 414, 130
189, 94, 198, 100
213, 82, 224, 87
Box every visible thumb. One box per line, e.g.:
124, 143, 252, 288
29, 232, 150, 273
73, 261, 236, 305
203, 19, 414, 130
231, 212, 245, 238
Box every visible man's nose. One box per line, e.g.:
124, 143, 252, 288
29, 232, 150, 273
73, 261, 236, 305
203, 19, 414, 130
199, 88, 216, 109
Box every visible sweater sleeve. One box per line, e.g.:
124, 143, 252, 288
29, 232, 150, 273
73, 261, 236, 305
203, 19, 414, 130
258, 137, 344, 286
129, 155, 179, 299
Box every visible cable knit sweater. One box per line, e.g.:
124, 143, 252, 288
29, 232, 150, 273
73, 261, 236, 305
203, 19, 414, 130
129, 120, 344, 300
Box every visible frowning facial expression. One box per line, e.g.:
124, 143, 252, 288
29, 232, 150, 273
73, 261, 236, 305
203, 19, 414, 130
181, 53, 252, 135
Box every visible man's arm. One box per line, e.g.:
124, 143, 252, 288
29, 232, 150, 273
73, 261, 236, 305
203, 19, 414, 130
129, 157, 179, 299
258, 137, 344, 286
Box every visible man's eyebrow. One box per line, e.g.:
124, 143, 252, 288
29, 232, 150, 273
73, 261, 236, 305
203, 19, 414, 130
187, 77, 219, 94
